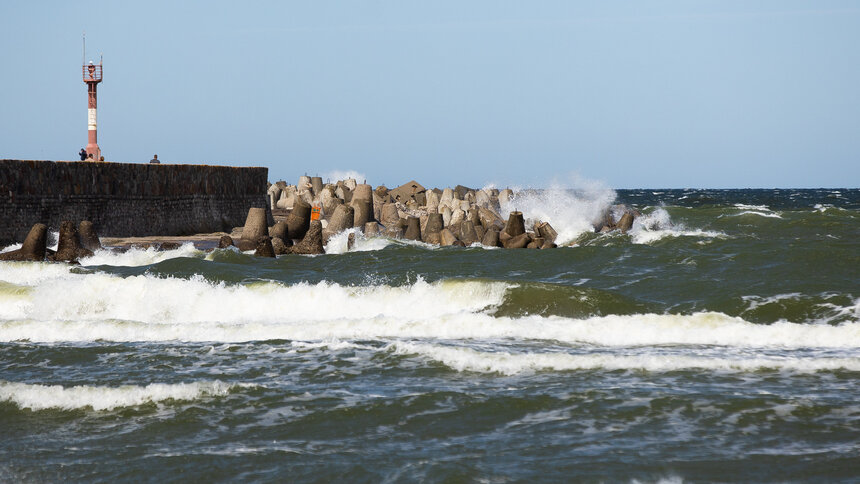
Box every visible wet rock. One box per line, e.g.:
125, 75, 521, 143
218, 235, 234, 248
617, 212, 634, 234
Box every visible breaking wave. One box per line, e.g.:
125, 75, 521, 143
0, 262, 857, 347
390, 342, 860, 375
0, 380, 247, 411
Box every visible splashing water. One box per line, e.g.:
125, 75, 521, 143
500, 175, 617, 245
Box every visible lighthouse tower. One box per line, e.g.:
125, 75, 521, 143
83, 58, 103, 160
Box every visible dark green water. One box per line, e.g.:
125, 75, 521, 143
1, 189, 858, 482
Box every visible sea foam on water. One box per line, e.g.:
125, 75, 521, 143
0, 380, 246, 411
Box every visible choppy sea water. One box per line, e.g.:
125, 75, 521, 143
1, 188, 858, 482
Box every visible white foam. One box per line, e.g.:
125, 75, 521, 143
0, 261, 75, 286
1, 265, 857, 346
629, 208, 725, 244
730, 211, 783, 219
734, 204, 770, 211
391, 342, 860, 375
324, 228, 392, 254
0, 274, 509, 341
0, 380, 245, 411
0, 243, 21, 254
80, 243, 203, 267
502, 174, 617, 245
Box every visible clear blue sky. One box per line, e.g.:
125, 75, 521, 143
2, 1, 858, 188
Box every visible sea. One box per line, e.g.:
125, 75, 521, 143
1, 188, 858, 483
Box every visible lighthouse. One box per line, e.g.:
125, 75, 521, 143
83, 58, 103, 160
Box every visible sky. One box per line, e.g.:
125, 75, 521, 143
1, 1, 858, 188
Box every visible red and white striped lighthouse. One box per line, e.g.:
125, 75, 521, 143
83, 59, 103, 160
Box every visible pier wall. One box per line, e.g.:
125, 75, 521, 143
0, 159, 269, 245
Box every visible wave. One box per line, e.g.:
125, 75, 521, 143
0, 380, 247, 411
390, 342, 860, 375
324, 228, 393, 254
628, 208, 726, 244
81, 243, 204, 267
1, 264, 857, 346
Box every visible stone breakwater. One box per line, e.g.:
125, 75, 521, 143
0, 159, 269, 246
223, 176, 639, 256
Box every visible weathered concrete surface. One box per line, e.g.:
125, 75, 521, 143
0, 159, 269, 245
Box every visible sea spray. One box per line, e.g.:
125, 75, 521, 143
500, 175, 617, 244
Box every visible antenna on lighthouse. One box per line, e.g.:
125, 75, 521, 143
82, 31, 86, 66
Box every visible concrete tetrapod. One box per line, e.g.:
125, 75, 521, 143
286, 198, 312, 240
290, 220, 325, 255
271, 237, 290, 255
352, 184, 374, 227
0, 223, 48, 261
310, 176, 323, 196
352, 198, 373, 229
503, 232, 530, 249
536, 222, 558, 244
527, 237, 544, 249
403, 216, 421, 241
459, 220, 479, 246
364, 222, 380, 237
380, 203, 400, 228
503, 211, 526, 238
324, 204, 354, 243
481, 227, 501, 247
439, 228, 459, 246
254, 236, 276, 258
270, 221, 289, 243
78, 221, 103, 252
51, 221, 94, 263
478, 207, 504, 230
352, 183, 373, 202
423, 213, 444, 243
242, 207, 268, 241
